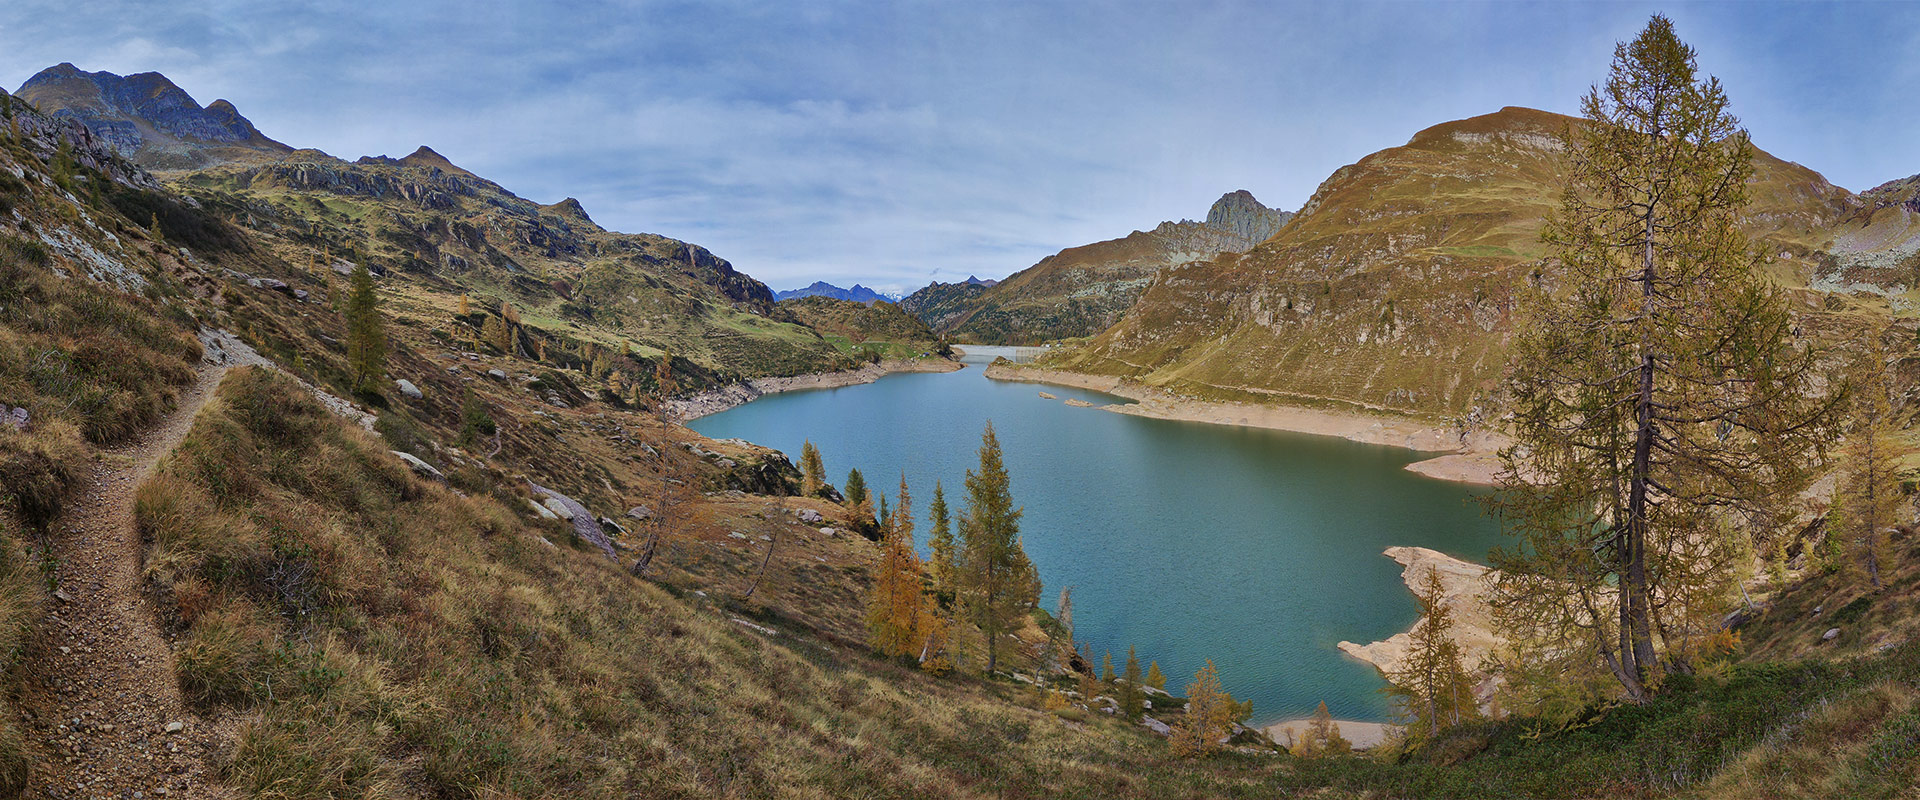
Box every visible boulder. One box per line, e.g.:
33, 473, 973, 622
4, 406, 26, 433
528, 480, 617, 559
626, 506, 654, 521
1823, 627, 1841, 642
542, 497, 575, 520
1141, 716, 1171, 736
395, 378, 424, 400
389, 450, 444, 482
487, 369, 507, 380
797, 508, 824, 524
527, 499, 558, 520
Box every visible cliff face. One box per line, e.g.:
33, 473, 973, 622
905, 190, 1292, 345
15, 63, 292, 169
1051, 106, 1868, 417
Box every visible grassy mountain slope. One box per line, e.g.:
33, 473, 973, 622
903, 192, 1291, 345
778, 295, 946, 359
1049, 106, 1867, 418
19, 66, 853, 388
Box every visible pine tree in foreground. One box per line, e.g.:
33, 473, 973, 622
1120, 645, 1145, 719
1488, 14, 1838, 706
927, 482, 956, 603
344, 262, 385, 394
1146, 660, 1166, 691
958, 421, 1038, 674
1829, 330, 1904, 590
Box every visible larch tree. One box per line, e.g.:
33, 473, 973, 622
800, 441, 827, 498
1386, 567, 1481, 741
1488, 14, 1838, 704
1146, 661, 1166, 691
481, 314, 512, 356
868, 476, 925, 656
1295, 701, 1352, 758
927, 482, 957, 603
1169, 660, 1236, 758
1120, 645, 1146, 720
1829, 330, 1904, 590
1101, 651, 1115, 685
959, 421, 1039, 674
344, 261, 386, 394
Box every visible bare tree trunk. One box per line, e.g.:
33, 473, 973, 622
742, 531, 777, 601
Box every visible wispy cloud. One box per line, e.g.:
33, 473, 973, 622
3, 1, 1915, 293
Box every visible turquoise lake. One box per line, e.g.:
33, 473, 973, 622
689, 352, 1507, 725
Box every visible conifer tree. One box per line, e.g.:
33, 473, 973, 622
1146, 661, 1166, 691
344, 262, 386, 394
1386, 567, 1481, 740
927, 482, 956, 600
1170, 660, 1235, 757
959, 421, 1038, 674
1830, 331, 1904, 590
1489, 15, 1838, 704
1101, 651, 1115, 685
845, 468, 869, 508
1295, 701, 1351, 758
800, 440, 827, 498
1120, 645, 1146, 719
457, 293, 470, 315
867, 476, 924, 657
481, 314, 511, 355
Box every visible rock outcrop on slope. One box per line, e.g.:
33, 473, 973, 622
15, 63, 292, 169
901, 190, 1293, 344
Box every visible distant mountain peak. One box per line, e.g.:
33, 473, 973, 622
1204, 189, 1291, 245
543, 197, 593, 223
14, 63, 290, 169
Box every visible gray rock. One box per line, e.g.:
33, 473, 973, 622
390, 451, 444, 482
1141, 716, 1171, 736
1823, 627, 1841, 642
394, 379, 424, 400
5, 406, 26, 432
626, 506, 654, 521
527, 480, 617, 559
164, 721, 184, 734
528, 498, 559, 520
797, 509, 824, 524
542, 497, 575, 520
487, 369, 507, 380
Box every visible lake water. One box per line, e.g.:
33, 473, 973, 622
689, 353, 1506, 725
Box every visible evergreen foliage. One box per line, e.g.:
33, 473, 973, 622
344, 262, 385, 394
958, 422, 1039, 674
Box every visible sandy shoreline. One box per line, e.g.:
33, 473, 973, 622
669, 357, 963, 421
983, 363, 1507, 485
1264, 718, 1396, 751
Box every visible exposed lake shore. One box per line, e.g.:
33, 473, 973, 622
669, 357, 964, 421
983, 362, 1507, 485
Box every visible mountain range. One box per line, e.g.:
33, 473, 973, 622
995, 107, 1916, 419
773, 281, 900, 304
901, 189, 1291, 344
13, 64, 874, 386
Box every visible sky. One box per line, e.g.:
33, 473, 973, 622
3, 2, 1916, 295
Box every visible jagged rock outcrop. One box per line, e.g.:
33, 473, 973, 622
1204, 189, 1292, 244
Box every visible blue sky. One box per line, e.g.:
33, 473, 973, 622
3, 1, 1916, 294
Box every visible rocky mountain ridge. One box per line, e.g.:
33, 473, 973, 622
901, 190, 1292, 344
774, 280, 898, 303
15, 63, 291, 169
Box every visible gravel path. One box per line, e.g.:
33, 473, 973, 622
18, 361, 237, 800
